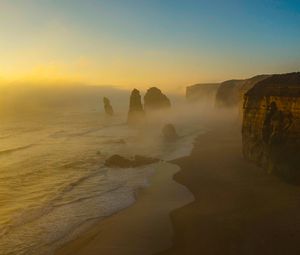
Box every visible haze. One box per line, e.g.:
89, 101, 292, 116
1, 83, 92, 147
0, 0, 300, 91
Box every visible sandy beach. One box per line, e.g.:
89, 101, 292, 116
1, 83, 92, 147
56, 123, 300, 255
159, 125, 300, 255
55, 161, 194, 255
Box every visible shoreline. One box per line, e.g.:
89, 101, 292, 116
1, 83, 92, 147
158, 125, 300, 255
55, 122, 300, 255
55, 161, 194, 255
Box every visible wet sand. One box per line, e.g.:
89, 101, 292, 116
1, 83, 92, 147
56, 123, 300, 255
55, 162, 193, 255
158, 125, 300, 255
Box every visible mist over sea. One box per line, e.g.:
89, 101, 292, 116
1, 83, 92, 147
0, 85, 203, 255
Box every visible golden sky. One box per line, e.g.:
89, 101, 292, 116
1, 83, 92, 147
0, 1, 299, 92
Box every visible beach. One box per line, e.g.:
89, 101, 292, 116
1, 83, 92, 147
55, 161, 194, 255
55, 122, 300, 255
159, 124, 300, 255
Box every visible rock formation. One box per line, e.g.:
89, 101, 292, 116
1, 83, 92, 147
162, 124, 178, 142
186, 83, 220, 105
103, 97, 114, 116
215, 75, 269, 108
242, 72, 300, 183
105, 154, 159, 168
144, 87, 171, 112
127, 89, 145, 124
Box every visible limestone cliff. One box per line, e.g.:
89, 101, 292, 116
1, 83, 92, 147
216, 75, 269, 107
127, 89, 145, 124
242, 72, 300, 183
144, 87, 171, 112
186, 83, 219, 105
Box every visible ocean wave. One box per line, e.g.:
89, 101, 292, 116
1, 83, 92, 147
49, 128, 102, 138
0, 135, 12, 140
0, 166, 150, 255
49, 123, 127, 139
0, 169, 106, 239
0, 113, 203, 255
0, 144, 35, 156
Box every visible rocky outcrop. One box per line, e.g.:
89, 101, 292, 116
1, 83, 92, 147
162, 124, 178, 142
103, 97, 114, 116
242, 72, 300, 183
127, 89, 145, 124
105, 154, 159, 168
144, 87, 171, 112
216, 75, 269, 107
186, 83, 220, 105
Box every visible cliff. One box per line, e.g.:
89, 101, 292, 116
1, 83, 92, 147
186, 83, 219, 105
216, 75, 269, 107
144, 87, 171, 112
242, 72, 300, 183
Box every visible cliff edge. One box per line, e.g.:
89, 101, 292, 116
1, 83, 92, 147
242, 72, 300, 183
216, 75, 269, 107
186, 83, 219, 104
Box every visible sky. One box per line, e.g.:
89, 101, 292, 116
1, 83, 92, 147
0, 0, 300, 91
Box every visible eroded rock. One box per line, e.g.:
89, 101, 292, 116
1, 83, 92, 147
127, 89, 145, 124
105, 154, 159, 168
242, 72, 300, 183
162, 124, 178, 142
103, 97, 114, 116
144, 87, 171, 112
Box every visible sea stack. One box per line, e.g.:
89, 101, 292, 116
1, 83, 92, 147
144, 87, 171, 112
162, 123, 178, 142
127, 89, 145, 124
242, 72, 300, 183
103, 97, 114, 116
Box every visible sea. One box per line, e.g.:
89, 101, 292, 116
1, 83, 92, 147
0, 86, 204, 255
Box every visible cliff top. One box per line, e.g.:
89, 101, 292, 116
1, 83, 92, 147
246, 72, 300, 97
186, 83, 219, 89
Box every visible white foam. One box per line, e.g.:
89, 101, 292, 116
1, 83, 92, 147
0, 105, 204, 255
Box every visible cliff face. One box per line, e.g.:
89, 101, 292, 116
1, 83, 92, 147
216, 75, 269, 107
144, 87, 171, 112
186, 83, 219, 105
242, 73, 300, 183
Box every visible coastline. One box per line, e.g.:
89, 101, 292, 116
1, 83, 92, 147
158, 125, 300, 255
55, 122, 300, 255
55, 161, 194, 255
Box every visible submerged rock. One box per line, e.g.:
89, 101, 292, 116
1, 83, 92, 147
162, 124, 178, 142
144, 87, 171, 112
105, 154, 159, 168
103, 97, 114, 116
127, 89, 145, 124
105, 155, 132, 168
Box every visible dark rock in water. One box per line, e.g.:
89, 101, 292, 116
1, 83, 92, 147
103, 97, 114, 116
132, 155, 159, 167
144, 87, 171, 112
162, 124, 178, 141
105, 155, 132, 168
105, 154, 159, 168
127, 89, 145, 124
